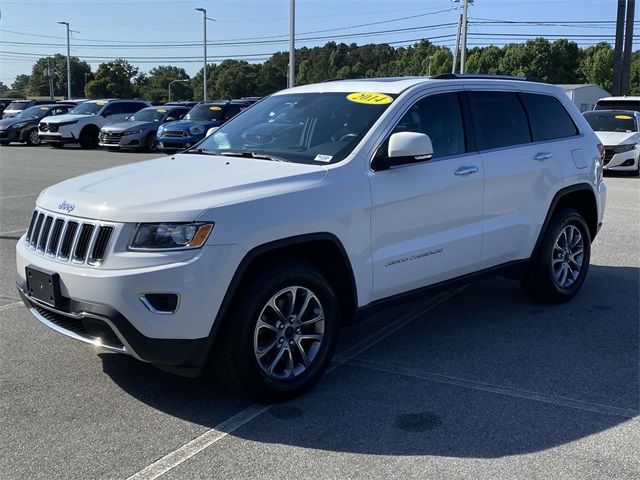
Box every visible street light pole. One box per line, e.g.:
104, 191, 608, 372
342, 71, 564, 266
58, 21, 72, 99
168, 79, 189, 102
288, 0, 295, 88
195, 8, 216, 102
459, 0, 469, 74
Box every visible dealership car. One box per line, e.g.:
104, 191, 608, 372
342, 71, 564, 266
583, 109, 640, 175
2, 99, 54, 119
99, 105, 190, 152
156, 100, 249, 152
594, 96, 640, 112
38, 99, 150, 148
17, 75, 606, 401
0, 103, 73, 145
0, 98, 16, 117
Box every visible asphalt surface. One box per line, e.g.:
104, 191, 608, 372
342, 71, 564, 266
0, 144, 638, 479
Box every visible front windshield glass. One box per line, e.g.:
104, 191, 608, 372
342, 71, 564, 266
6, 101, 28, 111
129, 107, 166, 122
584, 111, 638, 133
196, 92, 396, 164
15, 106, 51, 119
185, 104, 224, 121
70, 102, 104, 115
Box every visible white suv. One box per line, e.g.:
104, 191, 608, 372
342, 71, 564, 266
38, 99, 150, 148
16, 75, 606, 400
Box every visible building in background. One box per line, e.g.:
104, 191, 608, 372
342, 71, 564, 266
559, 84, 611, 112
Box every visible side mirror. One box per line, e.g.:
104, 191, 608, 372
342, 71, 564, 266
372, 132, 434, 171
165, 117, 176, 123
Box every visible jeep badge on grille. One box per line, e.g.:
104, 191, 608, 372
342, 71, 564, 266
58, 200, 75, 213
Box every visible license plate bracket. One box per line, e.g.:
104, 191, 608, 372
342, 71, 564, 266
25, 266, 61, 308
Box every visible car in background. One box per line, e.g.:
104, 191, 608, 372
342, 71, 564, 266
156, 100, 250, 152
0, 103, 74, 146
2, 99, 54, 119
38, 99, 150, 149
165, 101, 198, 108
594, 96, 640, 112
0, 98, 16, 117
584, 109, 640, 175
58, 99, 88, 106
99, 105, 190, 152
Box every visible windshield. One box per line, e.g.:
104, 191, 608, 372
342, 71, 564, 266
70, 102, 104, 115
129, 107, 166, 122
6, 101, 29, 111
196, 92, 396, 164
584, 111, 638, 133
185, 104, 224, 121
15, 105, 51, 119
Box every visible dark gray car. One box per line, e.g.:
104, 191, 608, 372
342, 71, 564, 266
98, 105, 189, 152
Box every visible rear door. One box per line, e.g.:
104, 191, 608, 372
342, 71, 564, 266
369, 90, 485, 300
468, 90, 564, 267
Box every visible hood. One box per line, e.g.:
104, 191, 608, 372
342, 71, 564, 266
36, 153, 328, 222
41, 113, 93, 124
595, 130, 640, 146
163, 119, 221, 130
0, 116, 37, 129
102, 120, 155, 132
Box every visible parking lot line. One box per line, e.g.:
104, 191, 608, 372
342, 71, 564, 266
348, 358, 638, 419
126, 287, 464, 480
0, 228, 25, 236
0, 193, 39, 200
0, 301, 24, 312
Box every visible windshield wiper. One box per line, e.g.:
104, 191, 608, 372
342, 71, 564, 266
220, 151, 289, 162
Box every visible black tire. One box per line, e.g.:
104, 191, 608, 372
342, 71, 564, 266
213, 259, 340, 402
144, 132, 158, 152
25, 128, 41, 146
78, 126, 99, 149
520, 208, 591, 304
0, 141, 9, 146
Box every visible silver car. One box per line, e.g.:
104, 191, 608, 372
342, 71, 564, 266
98, 105, 189, 152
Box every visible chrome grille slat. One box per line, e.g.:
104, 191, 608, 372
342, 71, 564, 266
25, 209, 114, 267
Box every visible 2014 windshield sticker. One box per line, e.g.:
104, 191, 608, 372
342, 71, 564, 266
346, 92, 393, 105
314, 154, 333, 163
384, 248, 443, 267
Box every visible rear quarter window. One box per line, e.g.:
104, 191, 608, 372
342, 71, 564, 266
468, 91, 531, 150
521, 93, 579, 141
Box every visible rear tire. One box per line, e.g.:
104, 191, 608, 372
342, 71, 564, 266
25, 128, 41, 146
78, 126, 99, 149
520, 208, 591, 304
213, 259, 340, 402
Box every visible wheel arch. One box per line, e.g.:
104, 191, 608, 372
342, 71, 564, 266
534, 183, 598, 256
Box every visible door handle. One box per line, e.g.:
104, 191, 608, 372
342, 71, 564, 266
454, 166, 479, 176
534, 152, 554, 161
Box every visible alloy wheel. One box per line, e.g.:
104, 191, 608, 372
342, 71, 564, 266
552, 224, 584, 289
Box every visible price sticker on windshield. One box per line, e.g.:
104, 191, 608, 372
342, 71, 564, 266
615, 114, 633, 120
157, 109, 167, 113
346, 92, 393, 105
210, 106, 222, 111
96, 101, 107, 106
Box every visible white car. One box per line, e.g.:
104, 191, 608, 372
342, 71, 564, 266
38, 99, 150, 149
583, 110, 640, 175
17, 75, 606, 400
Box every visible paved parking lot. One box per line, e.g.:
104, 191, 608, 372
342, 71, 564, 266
1, 145, 638, 479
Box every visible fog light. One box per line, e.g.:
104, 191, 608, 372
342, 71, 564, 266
621, 158, 635, 167
140, 293, 179, 314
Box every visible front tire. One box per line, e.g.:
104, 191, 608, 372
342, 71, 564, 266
520, 208, 591, 304
213, 259, 340, 402
144, 132, 158, 152
78, 126, 99, 149
25, 128, 41, 146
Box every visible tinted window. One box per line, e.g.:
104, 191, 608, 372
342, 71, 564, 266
223, 104, 242, 121
169, 107, 189, 120
101, 103, 121, 116
584, 111, 638, 132
521, 93, 578, 141
595, 100, 640, 111
392, 93, 466, 158
120, 102, 147, 114
469, 91, 531, 150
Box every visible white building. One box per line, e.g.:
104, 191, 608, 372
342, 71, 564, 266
558, 84, 610, 112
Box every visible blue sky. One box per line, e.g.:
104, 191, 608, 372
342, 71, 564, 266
0, 0, 631, 85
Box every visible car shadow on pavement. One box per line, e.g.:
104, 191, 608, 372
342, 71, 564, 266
100, 264, 639, 458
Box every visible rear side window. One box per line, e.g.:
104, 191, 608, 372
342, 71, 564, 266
469, 91, 530, 150
120, 102, 147, 114
521, 93, 578, 141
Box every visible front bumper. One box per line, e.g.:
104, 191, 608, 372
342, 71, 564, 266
157, 134, 203, 151
603, 148, 639, 171
16, 237, 245, 373
0, 129, 21, 142
99, 131, 146, 149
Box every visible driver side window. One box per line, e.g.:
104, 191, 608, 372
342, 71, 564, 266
100, 103, 121, 116
391, 92, 466, 159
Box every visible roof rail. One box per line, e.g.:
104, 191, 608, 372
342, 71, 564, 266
431, 73, 543, 83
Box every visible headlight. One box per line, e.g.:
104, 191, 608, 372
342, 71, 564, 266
124, 128, 144, 135
57, 120, 79, 127
613, 144, 636, 154
157, 125, 165, 135
10, 122, 28, 129
129, 222, 213, 250
189, 126, 205, 135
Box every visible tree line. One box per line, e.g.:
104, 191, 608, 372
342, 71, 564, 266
1, 38, 637, 102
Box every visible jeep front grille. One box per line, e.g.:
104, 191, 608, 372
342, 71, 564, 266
25, 209, 115, 266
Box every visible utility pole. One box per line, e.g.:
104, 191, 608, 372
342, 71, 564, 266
613, 0, 626, 95
621, 0, 635, 95
57, 21, 72, 99
46, 59, 54, 99
195, 8, 215, 102
452, 13, 463, 74
288, 0, 296, 88
460, 0, 470, 74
